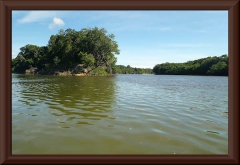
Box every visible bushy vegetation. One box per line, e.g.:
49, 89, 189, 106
113, 65, 153, 74
12, 28, 228, 77
12, 27, 120, 75
153, 55, 228, 76
89, 67, 109, 76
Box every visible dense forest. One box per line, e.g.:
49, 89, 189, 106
153, 55, 228, 76
12, 27, 228, 76
12, 27, 120, 76
113, 65, 153, 74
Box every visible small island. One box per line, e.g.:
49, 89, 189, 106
12, 27, 120, 76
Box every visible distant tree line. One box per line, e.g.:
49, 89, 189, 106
113, 65, 153, 74
153, 55, 228, 76
12, 27, 120, 76
12, 29, 228, 77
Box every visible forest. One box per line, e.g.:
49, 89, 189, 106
12, 27, 228, 76
153, 55, 228, 76
113, 65, 153, 74
12, 27, 120, 76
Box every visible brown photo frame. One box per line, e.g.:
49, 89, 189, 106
0, 0, 239, 164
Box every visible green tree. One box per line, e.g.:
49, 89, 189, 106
12, 44, 40, 73
12, 27, 120, 75
153, 55, 228, 76
78, 52, 95, 67
207, 61, 228, 75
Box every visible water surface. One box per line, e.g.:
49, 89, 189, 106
12, 74, 228, 154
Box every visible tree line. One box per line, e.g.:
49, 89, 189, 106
113, 65, 153, 74
12, 27, 120, 75
153, 55, 228, 76
12, 27, 228, 77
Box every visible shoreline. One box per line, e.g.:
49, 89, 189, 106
12, 72, 228, 77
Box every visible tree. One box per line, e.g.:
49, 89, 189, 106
207, 61, 228, 75
80, 27, 120, 69
12, 44, 40, 73
12, 27, 120, 75
153, 55, 228, 76
113, 65, 153, 74
78, 52, 95, 67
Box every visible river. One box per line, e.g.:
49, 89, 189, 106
12, 74, 228, 154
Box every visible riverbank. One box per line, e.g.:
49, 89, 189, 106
22, 64, 112, 76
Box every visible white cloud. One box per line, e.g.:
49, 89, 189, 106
18, 11, 57, 23
48, 17, 65, 29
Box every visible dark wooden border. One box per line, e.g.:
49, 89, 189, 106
0, 0, 239, 164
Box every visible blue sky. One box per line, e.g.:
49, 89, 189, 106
12, 10, 228, 68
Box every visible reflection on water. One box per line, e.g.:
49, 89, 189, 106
13, 75, 116, 125
12, 74, 228, 154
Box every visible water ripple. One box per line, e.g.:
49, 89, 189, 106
12, 74, 228, 154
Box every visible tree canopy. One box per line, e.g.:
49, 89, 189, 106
12, 30, 228, 77
113, 65, 153, 74
12, 27, 120, 75
153, 55, 228, 76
